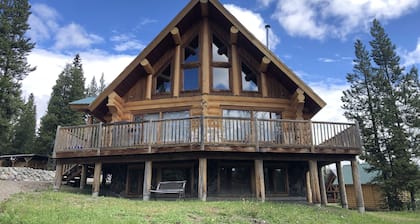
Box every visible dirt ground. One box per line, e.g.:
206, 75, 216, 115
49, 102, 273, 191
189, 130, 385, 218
0, 180, 52, 202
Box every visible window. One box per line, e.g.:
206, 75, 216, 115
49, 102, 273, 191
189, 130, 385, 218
212, 35, 230, 91
241, 63, 258, 92
134, 111, 190, 144
155, 64, 172, 94
183, 36, 200, 91
222, 110, 281, 142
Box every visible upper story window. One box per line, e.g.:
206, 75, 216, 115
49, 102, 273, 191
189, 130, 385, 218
155, 64, 172, 94
212, 35, 230, 91
182, 35, 200, 92
241, 63, 259, 92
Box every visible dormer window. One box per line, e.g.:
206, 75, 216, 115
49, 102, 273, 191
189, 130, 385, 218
241, 63, 258, 92
155, 64, 172, 94
182, 35, 200, 91
211, 35, 230, 91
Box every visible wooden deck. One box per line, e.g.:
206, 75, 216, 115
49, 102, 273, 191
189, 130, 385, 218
53, 117, 362, 158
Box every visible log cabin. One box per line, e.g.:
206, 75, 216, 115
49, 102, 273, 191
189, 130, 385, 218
52, 0, 365, 212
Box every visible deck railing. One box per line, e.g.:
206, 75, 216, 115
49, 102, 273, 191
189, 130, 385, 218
53, 116, 362, 153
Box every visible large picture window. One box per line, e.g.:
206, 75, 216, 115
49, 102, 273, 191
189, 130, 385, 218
222, 110, 281, 142
182, 36, 200, 91
134, 111, 190, 144
211, 35, 230, 91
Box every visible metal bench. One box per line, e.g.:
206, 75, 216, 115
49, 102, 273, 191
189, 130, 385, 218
150, 180, 186, 199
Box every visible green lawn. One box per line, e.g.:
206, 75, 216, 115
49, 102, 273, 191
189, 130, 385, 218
0, 190, 419, 224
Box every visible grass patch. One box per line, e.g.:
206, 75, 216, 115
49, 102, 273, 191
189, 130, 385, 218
0, 190, 419, 224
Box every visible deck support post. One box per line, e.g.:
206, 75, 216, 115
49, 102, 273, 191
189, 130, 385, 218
198, 158, 207, 201
305, 171, 312, 203
351, 160, 365, 213
318, 166, 328, 206
254, 160, 265, 202
53, 163, 63, 191
143, 161, 153, 201
80, 164, 87, 189
308, 160, 321, 205
336, 161, 348, 209
92, 162, 102, 197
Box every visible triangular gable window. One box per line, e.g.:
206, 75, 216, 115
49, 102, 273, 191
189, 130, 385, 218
241, 63, 258, 92
155, 63, 172, 94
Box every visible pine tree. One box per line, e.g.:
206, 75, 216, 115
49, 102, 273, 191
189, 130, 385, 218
342, 19, 420, 210
86, 76, 98, 97
35, 54, 86, 155
11, 93, 36, 153
0, 0, 35, 154
99, 73, 106, 93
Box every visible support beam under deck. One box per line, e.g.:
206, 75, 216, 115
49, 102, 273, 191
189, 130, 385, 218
336, 161, 348, 209
351, 160, 365, 213
198, 158, 207, 201
92, 162, 102, 197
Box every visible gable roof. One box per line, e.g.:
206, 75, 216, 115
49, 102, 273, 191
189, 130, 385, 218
89, 0, 326, 120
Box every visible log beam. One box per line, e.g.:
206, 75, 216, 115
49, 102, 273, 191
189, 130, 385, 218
198, 158, 207, 201
143, 161, 153, 201
305, 171, 312, 203
53, 163, 63, 191
254, 160, 266, 202
92, 162, 102, 197
80, 164, 87, 189
351, 160, 365, 213
259, 57, 271, 73
260, 57, 270, 98
200, 0, 208, 17
336, 161, 348, 209
231, 28, 240, 96
318, 166, 328, 206
171, 27, 182, 45
140, 59, 154, 74
308, 160, 321, 205
230, 26, 238, 44
201, 17, 210, 94
291, 88, 305, 120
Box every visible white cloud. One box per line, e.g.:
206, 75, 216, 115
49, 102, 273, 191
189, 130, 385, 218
54, 23, 103, 50
310, 80, 349, 122
224, 4, 280, 50
272, 0, 420, 40
401, 38, 420, 67
28, 4, 59, 42
257, 0, 275, 7
318, 57, 337, 63
110, 33, 145, 52
23, 48, 135, 125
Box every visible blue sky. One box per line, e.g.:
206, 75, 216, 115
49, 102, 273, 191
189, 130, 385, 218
22, 0, 420, 124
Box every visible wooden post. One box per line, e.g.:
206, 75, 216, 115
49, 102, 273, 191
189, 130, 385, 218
308, 160, 321, 205
201, 17, 210, 94
198, 158, 207, 201
318, 166, 328, 206
230, 26, 240, 96
141, 59, 154, 100
305, 171, 312, 203
351, 160, 365, 213
143, 161, 153, 201
259, 57, 270, 98
92, 162, 102, 197
336, 161, 348, 209
172, 27, 181, 97
53, 163, 63, 191
254, 160, 265, 202
80, 164, 87, 189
